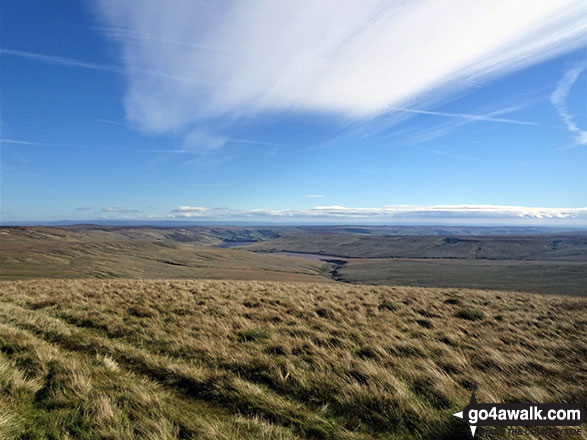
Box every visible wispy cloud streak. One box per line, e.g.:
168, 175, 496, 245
0, 48, 119, 72
0, 137, 279, 154
384, 105, 535, 147
551, 66, 587, 149
101, 207, 143, 214
0, 48, 203, 82
95, 118, 126, 126
94, 26, 226, 52
94, 0, 587, 135
386, 107, 539, 126
0, 138, 192, 154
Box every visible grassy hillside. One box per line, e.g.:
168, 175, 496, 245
2, 226, 586, 295
246, 231, 587, 260
338, 258, 587, 296
0, 227, 328, 283
0, 279, 585, 439
243, 229, 587, 295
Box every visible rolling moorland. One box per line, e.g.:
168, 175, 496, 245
243, 227, 587, 295
1, 225, 586, 295
0, 227, 328, 283
0, 225, 586, 439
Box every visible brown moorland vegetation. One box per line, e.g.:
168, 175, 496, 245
337, 258, 587, 296
0, 227, 328, 283
0, 279, 585, 439
2, 227, 586, 295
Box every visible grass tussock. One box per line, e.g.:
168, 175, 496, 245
454, 308, 487, 321
0, 279, 585, 439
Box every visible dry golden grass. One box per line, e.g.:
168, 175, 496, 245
0, 279, 585, 439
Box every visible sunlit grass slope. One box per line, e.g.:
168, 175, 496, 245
0, 228, 328, 282
0, 279, 585, 439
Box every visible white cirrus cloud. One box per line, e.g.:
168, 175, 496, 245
94, 0, 587, 135
182, 130, 227, 152
551, 66, 587, 149
101, 207, 143, 214
171, 206, 211, 217
0, 48, 196, 83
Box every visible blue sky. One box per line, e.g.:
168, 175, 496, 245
1, 0, 586, 225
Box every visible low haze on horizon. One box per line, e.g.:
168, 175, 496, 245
1, 0, 586, 226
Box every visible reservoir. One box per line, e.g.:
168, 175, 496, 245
215, 241, 256, 248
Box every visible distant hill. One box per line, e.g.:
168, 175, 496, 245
1, 226, 585, 295
1, 221, 584, 235
246, 230, 587, 260
0, 226, 327, 283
